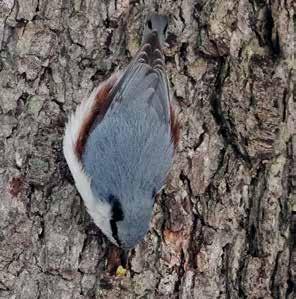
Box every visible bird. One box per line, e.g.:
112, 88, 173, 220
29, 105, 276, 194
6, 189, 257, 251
63, 15, 179, 250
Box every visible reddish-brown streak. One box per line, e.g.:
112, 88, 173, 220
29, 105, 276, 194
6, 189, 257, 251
170, 103, 180, 149
75, 74, 118, 159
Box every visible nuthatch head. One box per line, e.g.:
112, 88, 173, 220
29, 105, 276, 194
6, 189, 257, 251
63, 15, 179, 250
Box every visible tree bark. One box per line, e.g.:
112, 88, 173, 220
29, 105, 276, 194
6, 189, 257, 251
0, 0, 295, 298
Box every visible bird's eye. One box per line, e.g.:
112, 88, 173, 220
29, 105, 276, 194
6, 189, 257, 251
109, 194, 124, 221
110, 219, 121, 246
109, 194, 124, 246
163, 23, 168, 35
147, 19, 152, 30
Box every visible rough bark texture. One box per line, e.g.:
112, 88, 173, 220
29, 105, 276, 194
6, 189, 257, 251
0, 0, 295, 298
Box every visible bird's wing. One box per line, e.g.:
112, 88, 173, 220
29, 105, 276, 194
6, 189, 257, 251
76, 31, 179, 159
107, 62, 170, 123
107, 32, 171, 122
108, 31, 179, 146
80, 61, 176, 202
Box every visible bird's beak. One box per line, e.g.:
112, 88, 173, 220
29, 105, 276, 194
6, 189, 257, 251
120, 249, 129, 267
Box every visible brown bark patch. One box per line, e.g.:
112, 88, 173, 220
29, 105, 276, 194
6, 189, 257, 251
7, 177, 24, 198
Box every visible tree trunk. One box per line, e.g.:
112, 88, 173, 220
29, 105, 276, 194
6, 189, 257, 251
0, 0, 295, 298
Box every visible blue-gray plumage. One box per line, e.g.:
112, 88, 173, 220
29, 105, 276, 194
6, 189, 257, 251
64, 15, 178, 250
82, 64, 174, 248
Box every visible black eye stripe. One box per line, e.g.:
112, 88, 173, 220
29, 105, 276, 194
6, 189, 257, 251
108, 194, 124, 246
147, 19, 152, 29
163, 23, 168, 34
110, 219, 121, 246
109, 194, 124, 221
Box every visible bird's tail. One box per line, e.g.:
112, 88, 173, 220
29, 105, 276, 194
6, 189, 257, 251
139, 15, 168, 69
142, 15, 168, 48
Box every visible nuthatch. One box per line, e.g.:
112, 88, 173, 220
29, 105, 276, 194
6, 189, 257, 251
63, 15, 179, 250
